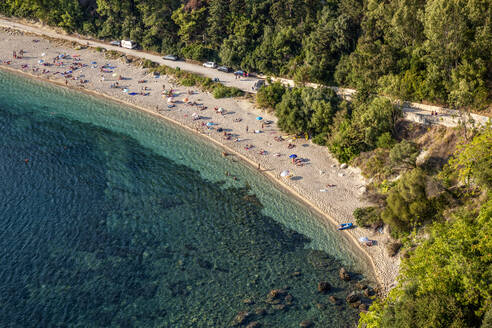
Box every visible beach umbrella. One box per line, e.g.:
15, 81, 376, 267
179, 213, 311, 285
206, 122, 213, 127
256, 116, 263, 120
112, 73, 117, 77
184, 97, 189, 102
289, 154, 297, 159
91, 61, 97, 65
167, 97, 173, 103
38, 59, 44, 64
280, 170, 290, 177
217, 107, 224, 112
41, 53, 46, 57
359, 237, 369, 243
192, 112, 198, 117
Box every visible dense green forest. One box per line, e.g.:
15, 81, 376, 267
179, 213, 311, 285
1, 0, 490, 109
1, 1, 491, 327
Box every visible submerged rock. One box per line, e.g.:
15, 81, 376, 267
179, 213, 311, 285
299, 320, 315, 327
266, 289, 287, 303
339, 267, 350, 281
346, 292, 360, 304
254, 308, 266, 316
231, 311, 251, 326
317, 281, 331, 293
243, 298, 255, 305
328, 296, 337, 304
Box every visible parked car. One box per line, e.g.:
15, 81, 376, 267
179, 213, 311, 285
217, 66, 232, 73
234, 70, 244, 76
203, 61, 217, 68
163, 54, 178, 61
121, 40, 137, 49
252, 79, 265, 91
109, 40, 120, 46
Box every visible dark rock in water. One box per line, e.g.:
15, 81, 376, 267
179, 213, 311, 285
308, 250, 332, 269
184, 243, 197, 251
350, 300, 362, 309
255, 308, 266, 316
243, 298, 255, 305
359, 303, 368, 312
317, 281, 331, 293
356, 281, 368, 290
363, 287, 374, 297
346, 291, 360, 303
299, 320, 315, 327
272, 304, 286, 311
339, 267, 350, 281
285, 293, 294, 304
266, 289, 287, 303
328, 296, 337, 304
197, 258, 213, 270
231, 311, 251, 326
246, 322, 261, 328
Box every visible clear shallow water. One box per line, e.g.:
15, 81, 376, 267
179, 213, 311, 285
0, 70, 368, 327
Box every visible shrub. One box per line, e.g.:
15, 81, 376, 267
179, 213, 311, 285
180, 77, 197, 87
256, 82, 286, 110
212, 85, 243, 98
381, 168, 436, 237
389, 140, 420, 170
386, 241, 402, 257
353, 207, 383, 228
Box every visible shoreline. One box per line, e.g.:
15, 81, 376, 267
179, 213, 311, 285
0, 31, 400, 294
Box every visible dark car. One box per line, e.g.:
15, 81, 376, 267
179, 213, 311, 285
217, 66, 232, 73
252, 79, 265, 90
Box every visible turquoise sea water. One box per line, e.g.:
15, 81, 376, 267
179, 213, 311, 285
0, 70, 369, 327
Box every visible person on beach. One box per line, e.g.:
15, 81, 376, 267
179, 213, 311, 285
246, 126, 248, 133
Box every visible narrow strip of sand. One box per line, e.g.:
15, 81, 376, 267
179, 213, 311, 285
0, 29, 400, 294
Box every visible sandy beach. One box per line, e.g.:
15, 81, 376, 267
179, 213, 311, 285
0, 27, 400, 294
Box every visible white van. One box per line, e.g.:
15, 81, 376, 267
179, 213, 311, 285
121, 40, 137, 49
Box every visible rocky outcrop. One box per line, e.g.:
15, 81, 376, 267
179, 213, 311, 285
339, 267, 350, 281
346, 291, 360, 304
317, 281, 331, 293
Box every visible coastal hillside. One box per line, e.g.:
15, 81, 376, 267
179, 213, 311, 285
0, 0, 491, 110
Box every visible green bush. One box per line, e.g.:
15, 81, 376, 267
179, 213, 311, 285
256, 82, 286, 110
181, 44, 215, 61
180, 77, 197, 87
212, 85, 243, 98
389, 140, 419, 170
353, 207, 383, 228
381, 168, 436, 237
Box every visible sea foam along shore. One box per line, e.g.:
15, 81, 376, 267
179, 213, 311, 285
0, 28, 400, 294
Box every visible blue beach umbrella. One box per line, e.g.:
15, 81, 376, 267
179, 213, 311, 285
206, 122, 213, 127
256, 116, 263, 120
289, 154, 297, 159
91, 61, 97, 65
